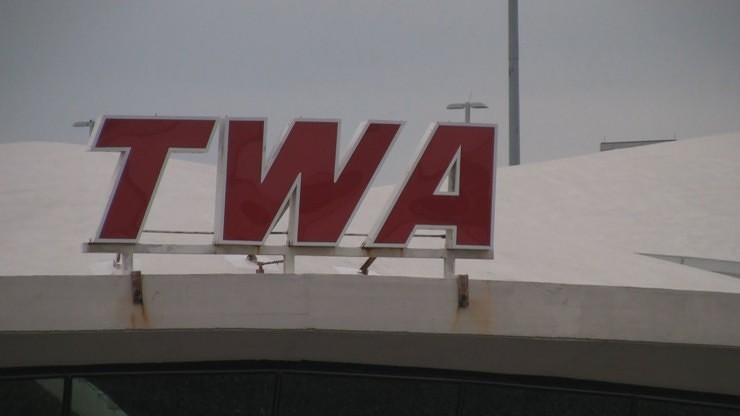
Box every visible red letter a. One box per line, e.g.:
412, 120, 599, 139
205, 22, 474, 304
366, 123, 496, 249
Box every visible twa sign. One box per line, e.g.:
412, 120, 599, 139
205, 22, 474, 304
89, 116, 496, 252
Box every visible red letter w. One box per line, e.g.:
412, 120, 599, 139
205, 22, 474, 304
216, 119, 401, 245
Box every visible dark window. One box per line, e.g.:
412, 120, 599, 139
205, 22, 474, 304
636, 399, 740, 416
72, 373, 276, 416
462, 383, 632, 416
461, 383, 525, 416
0, 378, 64, 416
278, 373, 458, 416
1, 363, 738, 416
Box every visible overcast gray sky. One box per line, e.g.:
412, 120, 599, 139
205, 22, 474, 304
1, 0, 738, 183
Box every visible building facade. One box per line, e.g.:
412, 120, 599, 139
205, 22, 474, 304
1, 132, 739, 414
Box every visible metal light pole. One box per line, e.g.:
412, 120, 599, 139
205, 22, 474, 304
446, 101, 488, 123
73, 119, 95, 136
508, 0, 520, 165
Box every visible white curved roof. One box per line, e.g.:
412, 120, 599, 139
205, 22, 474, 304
1, 132, 739, 292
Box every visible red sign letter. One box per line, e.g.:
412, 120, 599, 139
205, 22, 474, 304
91, 117, 218, 242
217, 119, 401, 245
367, 123, 496, 249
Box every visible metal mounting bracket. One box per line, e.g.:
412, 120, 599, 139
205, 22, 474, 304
130, 271, 143, 305
360, 257, 377, 275
457, 274, 469, 308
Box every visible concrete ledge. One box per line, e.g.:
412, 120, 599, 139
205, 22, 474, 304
1, 273, 739, 395
2, 273, 738, 346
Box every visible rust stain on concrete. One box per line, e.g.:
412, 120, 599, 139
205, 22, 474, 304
453, 280, 494, 334
128, 304, 150, 329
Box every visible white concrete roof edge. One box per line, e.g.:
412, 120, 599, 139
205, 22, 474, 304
2, 273, 738, 348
